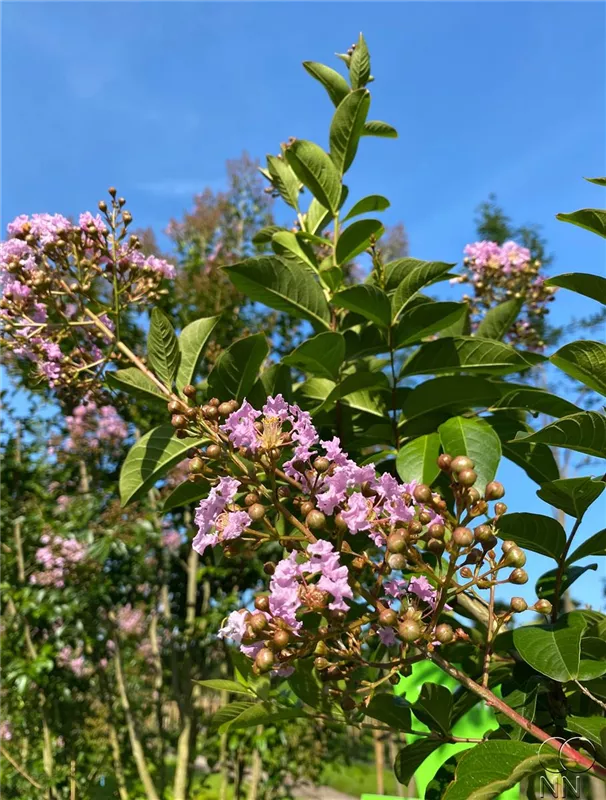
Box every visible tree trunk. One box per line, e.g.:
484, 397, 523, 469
373, 729, 385, 796
246, 728, 263, 800
387, 734, 404, 797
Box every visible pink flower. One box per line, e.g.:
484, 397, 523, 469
116, 604, 145, 637
218, 610, 249, 644
192, 477, 241, 554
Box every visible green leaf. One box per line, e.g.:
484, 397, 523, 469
475, 298, 523, 340
566, 716, 606, 746
302, 61, 350, 107
329, 88, 370, 174
224, 256, 331, 329
489, 414, 561, 485
394, 302, 468, 348
285, 140, 342, 213
401, 337, 533, 378
288, 660, 324, 709
304, 197, 332, 235
438, 416, 502, 494
252, 225, 286, 245
333, 284, 391, 328
551, 340, 606, 396
349, 33, 371, 89
546, 271, 606, 305
106, 368, 168, 407
147, 308, 180, 389
271, 231, 318, 270
567, 528, 606, 564
343, 194, 390, 222
266, 154, 301, 210
426, 756, 458, 800
282, 332, 345, 380
402, 376, 503, 421
412, 682, 453, 736
586, 176, 606, 186
211, 699, 255, 731
557, 208, 606, 238
248, 363, 293, 407
536, 476, 605, 520
396, 433, 441, 486
120, 424, 206, 506
335, 219, 384, 266
391, 261, 455, 322
383, 257, 455, 292
442, 741, 558, 800
365, 694, 412, 731
218, 701, 304, 733
513, 411, 606, 459
536, 563, 598, 604
362, 120, 398, 138
491, 387, 581, 419
176, 316, 219, 391
394, 739, 442, 786
162, 479, 210, 513
514, 617, 583, 681
207, 333, 268, 401
196, 679, 252, 695
496, 512, 566, 560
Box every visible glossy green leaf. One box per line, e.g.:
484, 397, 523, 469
333, 284, 391, 327
285, 140, 341, 213
442, 741, 557, 800
383, 257, 455, 292
362, 120, 398, 138
513, 411, 606, 459
349, 32, 371, 89
196, 679, 252, 695
489, 414, 561, 485
391, 260, 455, 322
147, 308, 180, 389
282, 332, 345, 380
218, 701, 304, 733
438, 416, 502, 493
252, 225, 286, 245
316, 372, 389, 417
266, 154, 301, 210
365, 694, 412, 731
329, 88, 370, 174
566, 716, 606, 746
536, 563, 598, 604
567, 528, 606, 564
536, 476, 605, 520
271, 231, 318, 270
207, 333, 268, 401
551, 340, 606, 396
305, 197, 332, 235
120, 424, 206, 506
224, 256, 331, 329
496, 512, 566, 560
106, 368, 168, 407
394, 739, 442, 786
586, 176, 606, 186
288, 660, 324, 709
162, 479, 210, 513
557, 208, 606, 238
546, 271, 606, 305
412, 682, 453, 736
335, 218, 384, 265
491, 387, 581, 419
396, 433, 441, 486
475, 298, 523, 340
394, 302, 468, 348
401, 376, 503, 421
400, 337, 533, 378
343, 194, 390, 222
248, 363, 293, 408
302, 61, 350, 106
176, 316, 219, 391
514, 618, 583, 682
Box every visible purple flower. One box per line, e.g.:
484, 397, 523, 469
408, 576, 438, 607
378, 627, 397, 646
341, 492, 373, 533
192, 477, 241, 554
218, 610, 249, 644
384, 578, 407, 599
221, 401, 261, 451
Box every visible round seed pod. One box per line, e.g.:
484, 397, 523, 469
451, 455, 474, 473
434, 623, 454, 644
453, 527, 474, 547
306, 510, 326, 530
254, 596, 270, 612
457, 469, 477, 487
244, 493, 260, 507
428, 523, 445, 540
437, 454, 452, 471
413, 484, 432, 504
255, 648, 275, 674
248, 503, 266, 521
485, 481, 505, 500
387, 531, 407, 554
510, 597, 528, 613
387, 553, 407, 571
398, 619, 421, 643
379, 608, 397, 627
250, 613, 268, 634
509, 568, 528, 585
534, 599, 552, 615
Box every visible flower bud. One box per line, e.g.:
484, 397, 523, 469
389, 673, 401, 685
183, 384, 197, 399
451, 455, 474, 473
255, 647, 275, 673
168, 400, 184, 414
534, 599, 552, 615
398, 619, 422, 642
413, 484, 432, 504
244, 493, 260, 507
340, 695, 356, 711
254, 596, 270, 612
300, 500, 315, 517
205, 444, 221, 459
501, 540, 516, 554
510, 597, 527, 613
250, 612, 268, 633
335, 514, 348, 534
435, 623, 454, 644
218, 402, 232, 417
387, 553, 406, 571
306, 509, 326, 530
467, 488, 481, 504
457, 469, 477, 487
248, 503, 266, 521
427, 538, 445, 556
379, 609, 397, 627
418, 510, 432, 525
273, 629, 290, 649
171, 414, 187, 429
409, 520, 423, 535
494, 502, 507, 516
313, 456, 330, 473
504, 546, 526, 568
263, 562, 275, 576
277, 486, 291, 499
459, 567, 473, 578
387, 531, 407, 554
314, 656, 329, 671
485, 481, 505, 500
189, 457, 204, 474
453, 527, 473, 547
437, 454, 452, 471
509, 568, 528, 585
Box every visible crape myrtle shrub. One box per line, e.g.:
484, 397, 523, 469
2, 32, 606, 800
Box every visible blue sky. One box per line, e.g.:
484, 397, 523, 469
2, 2, 605, 608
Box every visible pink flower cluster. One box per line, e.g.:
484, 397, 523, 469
116, 604, 145, 637
161, 526, 182, 552
0, 720, 12, 741
65, 400, 128, 454
56, 645, 90, 678
192, 477, 249, 555
30, 535, 87, 588
463, 240, 531, 274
